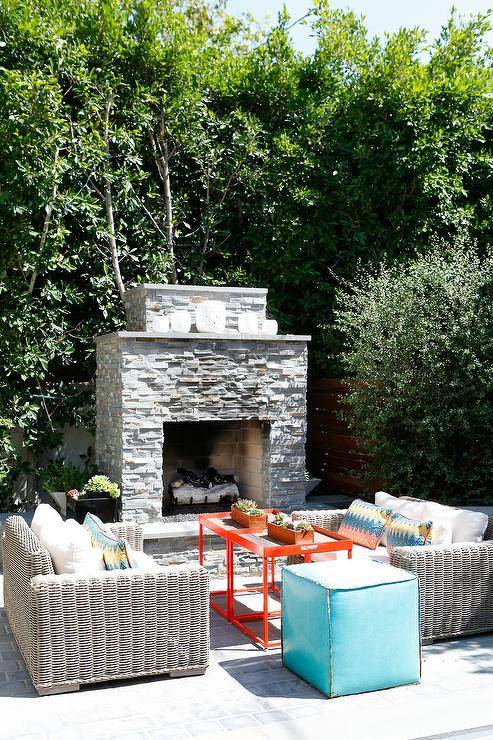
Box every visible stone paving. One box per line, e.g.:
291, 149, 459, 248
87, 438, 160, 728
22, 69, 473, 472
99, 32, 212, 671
1, 573, 493, 740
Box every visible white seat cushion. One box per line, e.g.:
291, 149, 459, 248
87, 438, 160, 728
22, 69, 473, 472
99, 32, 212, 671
38, 518, 105, 575
128, 548, 161, 571
375, 491, 453, 545
31, 503, 63, 539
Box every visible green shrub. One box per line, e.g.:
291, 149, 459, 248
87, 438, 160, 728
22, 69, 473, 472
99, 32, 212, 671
38, 459, 88, 493
85, 475, 120, 499
335, 242, 493, 505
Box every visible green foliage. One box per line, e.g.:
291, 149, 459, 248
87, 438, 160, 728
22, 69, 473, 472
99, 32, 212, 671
233, 498, 264, 516
38, 459, 88, 493
271, 513, 312, 530
1, 0, 493, 507
335, 241, 493, 505
85, 474, 120, 498
293, 521, 312, 532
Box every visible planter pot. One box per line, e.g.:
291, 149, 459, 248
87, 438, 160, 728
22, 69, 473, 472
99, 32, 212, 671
66, 494, 119, 524
267, 522, 314, 545
230, 507, 267, 529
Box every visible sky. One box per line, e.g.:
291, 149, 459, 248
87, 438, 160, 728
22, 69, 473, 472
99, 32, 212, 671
225, 0, 493, 53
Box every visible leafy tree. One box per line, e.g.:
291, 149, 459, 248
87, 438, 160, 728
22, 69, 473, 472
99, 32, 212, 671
335, 241, 493, 505
1, 0, 493, 507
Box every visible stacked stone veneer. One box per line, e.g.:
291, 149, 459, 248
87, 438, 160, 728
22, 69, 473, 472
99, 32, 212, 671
124, 284, 268, 331
96, 285, 310, 523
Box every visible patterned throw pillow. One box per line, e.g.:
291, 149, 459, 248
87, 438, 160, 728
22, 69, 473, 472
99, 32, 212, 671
83, 513, 131, 571
386, 512, 433, 554
338, 499, 393, 550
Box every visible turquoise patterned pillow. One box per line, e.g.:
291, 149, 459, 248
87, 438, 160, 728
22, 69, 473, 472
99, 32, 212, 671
386, 512, 433, 554
338, 499, 393, 550
83, 513, 131, 571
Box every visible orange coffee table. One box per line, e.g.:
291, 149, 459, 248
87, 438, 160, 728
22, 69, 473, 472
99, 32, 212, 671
198, 510, 353, 649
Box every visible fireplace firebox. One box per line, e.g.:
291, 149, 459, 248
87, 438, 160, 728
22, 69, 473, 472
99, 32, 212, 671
162, 419, 270, 513
95, 284, 310, 523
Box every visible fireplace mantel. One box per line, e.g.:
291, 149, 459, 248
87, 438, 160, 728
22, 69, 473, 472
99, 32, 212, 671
96, 331, 311, 342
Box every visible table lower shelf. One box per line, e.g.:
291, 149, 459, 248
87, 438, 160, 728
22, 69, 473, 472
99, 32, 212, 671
211, 582, 282, 649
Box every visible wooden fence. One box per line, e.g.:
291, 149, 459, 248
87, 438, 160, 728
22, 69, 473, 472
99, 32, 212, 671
306, 378, 368, 495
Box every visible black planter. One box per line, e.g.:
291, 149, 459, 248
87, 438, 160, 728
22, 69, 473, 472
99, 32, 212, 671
66, 494, 119, 524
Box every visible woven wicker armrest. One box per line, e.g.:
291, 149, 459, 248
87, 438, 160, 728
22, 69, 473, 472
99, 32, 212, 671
29, 564, 210, 691
291, 509, 346, 531
390, 540, 493, 641
107, 521, 144, 551
286, 510, 346, 565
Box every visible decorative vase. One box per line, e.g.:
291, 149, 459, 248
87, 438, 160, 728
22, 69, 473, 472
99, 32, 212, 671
267, 522, 314, 544
196, 301, 226, 333
230, 507, 267, 529
260, 319, 278, 336
170, 311, 192, 333
150, 314, 170, 332
238, 312, 258, 334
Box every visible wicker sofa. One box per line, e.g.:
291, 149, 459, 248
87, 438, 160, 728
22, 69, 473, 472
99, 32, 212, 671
2, 515, 210, 695
291, 509, 493, 643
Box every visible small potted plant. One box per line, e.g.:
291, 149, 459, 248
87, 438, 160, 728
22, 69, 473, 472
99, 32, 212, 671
38, 459, 88, 515
267, 513, 314, 544
230, 498, 267, 528
66, 474, 121, 524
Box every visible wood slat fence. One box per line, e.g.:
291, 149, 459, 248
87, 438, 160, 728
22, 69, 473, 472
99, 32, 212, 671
306, 378, 368, 495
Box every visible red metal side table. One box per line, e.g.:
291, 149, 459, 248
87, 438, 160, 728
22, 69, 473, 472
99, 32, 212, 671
198, 510, 353, 649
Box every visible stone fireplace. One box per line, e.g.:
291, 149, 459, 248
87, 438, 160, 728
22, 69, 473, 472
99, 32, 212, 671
95, 285, 310, 523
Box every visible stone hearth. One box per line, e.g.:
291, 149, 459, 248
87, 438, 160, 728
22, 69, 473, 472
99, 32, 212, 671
95, 285, 310, 523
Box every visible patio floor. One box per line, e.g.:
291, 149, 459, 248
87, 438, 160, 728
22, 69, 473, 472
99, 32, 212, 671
1, 573, 493, 740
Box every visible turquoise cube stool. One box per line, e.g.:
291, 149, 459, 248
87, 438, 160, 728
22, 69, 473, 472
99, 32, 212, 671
282, 559, 420, 698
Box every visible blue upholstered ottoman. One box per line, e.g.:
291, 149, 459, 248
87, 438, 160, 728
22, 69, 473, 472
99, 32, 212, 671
282, 559, 420, 698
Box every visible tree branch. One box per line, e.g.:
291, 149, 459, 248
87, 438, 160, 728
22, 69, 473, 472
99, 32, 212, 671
149, 115, 178, 284
102, 91, 126, 305
28, 148, 60, 294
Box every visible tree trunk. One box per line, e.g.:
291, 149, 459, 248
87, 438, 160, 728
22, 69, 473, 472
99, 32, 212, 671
150, 115, 178, 284
102, 92, 126, 305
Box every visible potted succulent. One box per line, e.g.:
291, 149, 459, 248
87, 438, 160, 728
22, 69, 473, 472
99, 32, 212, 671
230, 498, 267, 528
66, 474, 121, 524
267, 512, 314, 544
38, 459, 88, 515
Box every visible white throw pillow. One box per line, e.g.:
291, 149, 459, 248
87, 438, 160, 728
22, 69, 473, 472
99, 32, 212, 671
38, 518, 105, 575
31, 503, 63, 539
128, 547, 161, 571
423, 500, 488, 544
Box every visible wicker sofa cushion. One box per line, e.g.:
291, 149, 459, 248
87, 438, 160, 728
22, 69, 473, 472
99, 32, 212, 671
31, 503, 63, 539
376, 492, 488, 544
38, 518, 105, 575
129, 548, 160, 571
375, 492, 452, 546
423, 500, 488, 543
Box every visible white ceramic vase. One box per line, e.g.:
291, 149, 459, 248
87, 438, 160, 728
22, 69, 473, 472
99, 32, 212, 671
238, 312, 258, 334
170, 310, 192, 333
196, 300, 226, 333
260, 319, 278, 336
150, 314, 170, 333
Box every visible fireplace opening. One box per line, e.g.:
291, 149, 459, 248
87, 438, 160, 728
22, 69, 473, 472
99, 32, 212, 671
162, 419, 271, 514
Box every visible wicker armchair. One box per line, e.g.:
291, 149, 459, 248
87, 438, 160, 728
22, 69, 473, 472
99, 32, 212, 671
2, 515, 210, 695
291, 509, 493, 643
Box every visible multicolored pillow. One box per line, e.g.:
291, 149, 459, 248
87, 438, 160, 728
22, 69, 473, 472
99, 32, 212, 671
83, 513, 131, 571
338, 499, 393, 550
386, 512, 433, 553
